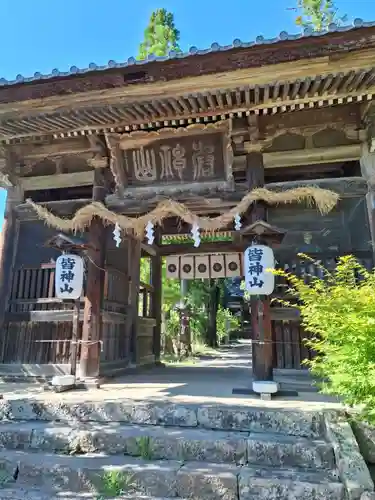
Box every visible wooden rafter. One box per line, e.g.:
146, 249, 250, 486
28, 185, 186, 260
0, 66, 375, 141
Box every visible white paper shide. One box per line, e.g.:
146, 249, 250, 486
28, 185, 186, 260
243, 245, 275, 295
55, 254, 84, 300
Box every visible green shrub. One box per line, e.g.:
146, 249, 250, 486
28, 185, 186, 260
274, 254, 375, 423
216, 306, 240, 344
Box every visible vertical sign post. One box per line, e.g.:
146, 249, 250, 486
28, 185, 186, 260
55, 253, 84, 380
233, 221, 286, 400
243, 245, 275, 296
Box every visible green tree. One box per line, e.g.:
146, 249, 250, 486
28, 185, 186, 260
295, 0, 346, 31
138, 8, 181, 60
274, 254, 375, 423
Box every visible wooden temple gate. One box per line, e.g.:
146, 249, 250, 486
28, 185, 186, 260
0, 23, 374, 379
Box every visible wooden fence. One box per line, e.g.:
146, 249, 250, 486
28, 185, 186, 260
2, 263, 156, 366
2, 251, 373, 369
270, 251, 374, 369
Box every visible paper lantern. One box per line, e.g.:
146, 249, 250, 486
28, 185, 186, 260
210, 254, 225, 278
243, 245, 275, 295
225, 253, 241, 277
180, 255, 194, 279
165, 256, 180, 279
55, 254, 84, 300
195, 255, 210, 278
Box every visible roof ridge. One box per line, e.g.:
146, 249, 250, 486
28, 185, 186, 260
0, 19, 374, 88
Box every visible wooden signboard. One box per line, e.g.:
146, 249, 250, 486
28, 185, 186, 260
113, 121, 233, 195
166, 253, 242, 280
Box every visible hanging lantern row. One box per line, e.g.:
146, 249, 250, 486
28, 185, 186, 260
112, 213, 243, 248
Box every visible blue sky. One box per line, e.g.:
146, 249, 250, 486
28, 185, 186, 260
0, 0, 374, 226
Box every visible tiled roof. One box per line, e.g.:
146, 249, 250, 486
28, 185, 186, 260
2, 19, 375, 88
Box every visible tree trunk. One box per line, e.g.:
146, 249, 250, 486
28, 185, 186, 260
178, 279, 191, 356
207, 279, 220, 348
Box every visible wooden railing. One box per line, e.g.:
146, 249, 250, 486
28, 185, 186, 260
271, 251, 373, 370
9, 264, 69, 313
139, 282, 154, 318
273, 251, 373, 299
9, 264, 156, 318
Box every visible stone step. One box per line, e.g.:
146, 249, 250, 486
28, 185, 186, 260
247, 432, 335, 470
0, 398, 323, 437
0, 450, 344, 500
239, 466, 345, 499
0, 421, 333, 469
0, 489, 94, 499
0, 489, 179, 500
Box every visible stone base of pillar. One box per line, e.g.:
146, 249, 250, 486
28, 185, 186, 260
252, 380, 279, 400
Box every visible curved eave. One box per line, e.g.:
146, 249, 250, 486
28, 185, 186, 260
0, 67, 374, 142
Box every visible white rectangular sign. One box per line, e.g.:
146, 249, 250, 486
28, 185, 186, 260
55, 254, 84, 300
243, 245, 275, 295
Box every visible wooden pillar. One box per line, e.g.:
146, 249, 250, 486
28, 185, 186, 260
150, 228, 162, 363
361, 144, 375, 261
127, 237, 141, 364
246, 152, 273, 381
79, 168, 108, 380
0, 186, 22, 335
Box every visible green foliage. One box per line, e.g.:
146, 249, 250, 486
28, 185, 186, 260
216, 306, 240, 343
162, 260, 181, 313
295, 0, 347, 31
140, 257, 180, 313
140, 257, 150, 284
135, 436, 154, 460
274, 254, 375, 423
138, 8, 180, 60
97, 470, 136, 498
165, 308, 181, 339
141, 251, 237, 350
164, 279, 237, 347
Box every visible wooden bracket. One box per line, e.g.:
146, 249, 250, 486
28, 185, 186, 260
104, 134, 127, 196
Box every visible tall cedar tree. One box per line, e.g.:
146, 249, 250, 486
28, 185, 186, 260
295, 0, 346, 31
138, 9, 180, 59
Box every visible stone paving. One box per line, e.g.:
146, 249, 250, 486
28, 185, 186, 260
0, 342, 342, 411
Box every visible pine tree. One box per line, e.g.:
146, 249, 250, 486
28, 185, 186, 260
138, 8, 181, 60
295, 0, 347, 31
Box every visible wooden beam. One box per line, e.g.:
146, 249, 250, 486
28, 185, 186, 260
20, 171, 94, 191
80, 167, 108, 380
159, 241, 240, 256
263, 144, 361, 168
140, 242, 158, 257
5, 308, 125, 323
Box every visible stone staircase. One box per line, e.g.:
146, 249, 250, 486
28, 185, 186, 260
0, 398, 362, 499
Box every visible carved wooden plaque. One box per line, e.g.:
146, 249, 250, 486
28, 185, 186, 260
114, 121, 233, 194
125, 132, 226, 186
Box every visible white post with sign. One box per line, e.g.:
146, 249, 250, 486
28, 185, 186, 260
243, 245, 275, 296
243, 244, 278, 399
55, 254, 84, 300
54, 253, 84, 387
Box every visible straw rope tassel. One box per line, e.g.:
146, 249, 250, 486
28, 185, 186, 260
25, 186, 339, 237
